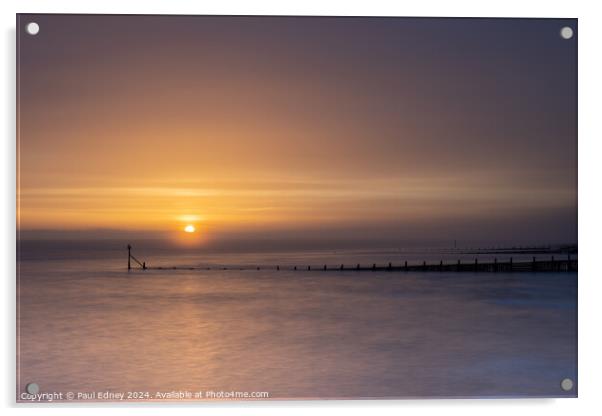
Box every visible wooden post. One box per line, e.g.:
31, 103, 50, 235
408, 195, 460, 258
356, 264, 360, 270
388, 262, 392, 270
294, 266, 297, 270
307, 265, 311, 271
127, 244, 131, 270
532, 256, 536, 272
323, 265, 327, 270
372, 263, 376, 270
440, 260, 443, 271
341, 264, 344, 270
142, 262, 146, 270
474, 258, 478, 271
457, 259, 461, 272
404, 261, 408, 271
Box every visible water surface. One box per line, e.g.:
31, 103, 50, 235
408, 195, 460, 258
17, 248, 577, 400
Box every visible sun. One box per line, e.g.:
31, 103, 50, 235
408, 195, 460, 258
184, 224, 196, 233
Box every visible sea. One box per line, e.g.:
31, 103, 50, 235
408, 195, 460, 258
17, 241, 577, 401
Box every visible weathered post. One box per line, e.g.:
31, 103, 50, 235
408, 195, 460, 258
372, 263, 376, 271
341, 264, 344, 271
474, 258, 478, 271
356, 264, 360, 270
142, 261, 146, 270
127, 244, 131, 270
532, 256, 536, 272
388, 262, 392, 270
404, 261, 408, 271
323, 265, 327, 270
457, 259, 461, 272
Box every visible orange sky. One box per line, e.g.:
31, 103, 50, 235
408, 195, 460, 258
17, 15, 577, 245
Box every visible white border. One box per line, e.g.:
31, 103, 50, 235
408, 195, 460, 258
3, 1, 602, 415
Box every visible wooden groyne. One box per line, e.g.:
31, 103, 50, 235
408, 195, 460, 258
317, 257, 576, 272
127, 246, 576, 273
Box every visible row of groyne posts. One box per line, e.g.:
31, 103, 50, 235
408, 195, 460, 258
127, 245, 577, 273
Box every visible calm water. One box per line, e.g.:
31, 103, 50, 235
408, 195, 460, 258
17, 246, 577, 400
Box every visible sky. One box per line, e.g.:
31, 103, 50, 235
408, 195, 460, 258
17, 15, 577, 247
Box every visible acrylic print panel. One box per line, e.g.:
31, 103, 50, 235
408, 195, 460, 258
16, 14, 577, 402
